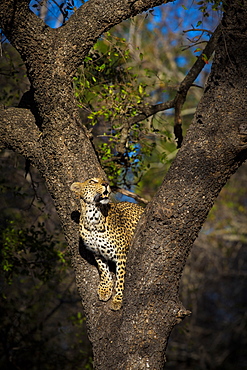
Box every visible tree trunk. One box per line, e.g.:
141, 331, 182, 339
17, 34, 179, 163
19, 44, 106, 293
0, 1, 247, 369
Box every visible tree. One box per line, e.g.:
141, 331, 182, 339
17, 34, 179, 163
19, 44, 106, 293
0, 0, 247, 368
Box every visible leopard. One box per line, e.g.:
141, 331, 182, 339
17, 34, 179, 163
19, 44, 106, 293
70, 177, 144, 310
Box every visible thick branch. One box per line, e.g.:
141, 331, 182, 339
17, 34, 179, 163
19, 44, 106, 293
0, 0, 50, 56
0, 107, 45, 169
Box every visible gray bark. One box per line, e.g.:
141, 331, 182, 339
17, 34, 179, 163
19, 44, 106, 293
0, 1, 247, 369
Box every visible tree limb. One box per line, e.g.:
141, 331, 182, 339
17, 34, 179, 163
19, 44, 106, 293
128, 99, 175, 126
173, 24, 222, 147
0, 0, 50, 54
0, 107, 45, 169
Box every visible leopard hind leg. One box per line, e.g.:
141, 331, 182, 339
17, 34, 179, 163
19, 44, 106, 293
110, 258, 126, 311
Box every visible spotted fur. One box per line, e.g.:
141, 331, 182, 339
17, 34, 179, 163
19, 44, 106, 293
71, 178, 144, 310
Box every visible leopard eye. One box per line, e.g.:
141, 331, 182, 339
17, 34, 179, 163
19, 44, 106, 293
89, 178, 98, 184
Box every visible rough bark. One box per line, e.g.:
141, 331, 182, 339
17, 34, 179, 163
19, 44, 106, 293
0, 1, 247, 369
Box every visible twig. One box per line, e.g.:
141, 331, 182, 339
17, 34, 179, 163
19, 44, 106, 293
183, 28, 214, 35
127, 99, 175, 126
111, 186, 149, 205
182, 40, 207, 51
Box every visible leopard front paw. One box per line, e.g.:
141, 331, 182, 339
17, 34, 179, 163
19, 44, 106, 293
97, 281, 113, 302
110, 292, 123, 311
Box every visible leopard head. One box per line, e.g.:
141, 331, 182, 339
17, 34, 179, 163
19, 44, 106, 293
70, 178, 111, 205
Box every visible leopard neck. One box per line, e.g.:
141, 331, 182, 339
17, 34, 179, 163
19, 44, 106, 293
80, 200, 110, 230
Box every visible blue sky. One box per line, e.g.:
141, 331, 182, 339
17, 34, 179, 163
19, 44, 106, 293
29, 0, 221, 31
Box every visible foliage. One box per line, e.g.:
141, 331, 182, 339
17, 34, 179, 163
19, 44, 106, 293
75, 33, 148, 119
196, 0, 224, 19
0, 220, 66, 284
74, 18, 200, 188
74, 32, 151, 186
72, 3, 220, 190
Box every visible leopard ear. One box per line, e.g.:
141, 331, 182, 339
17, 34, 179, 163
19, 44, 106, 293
70, 182, 83, 194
